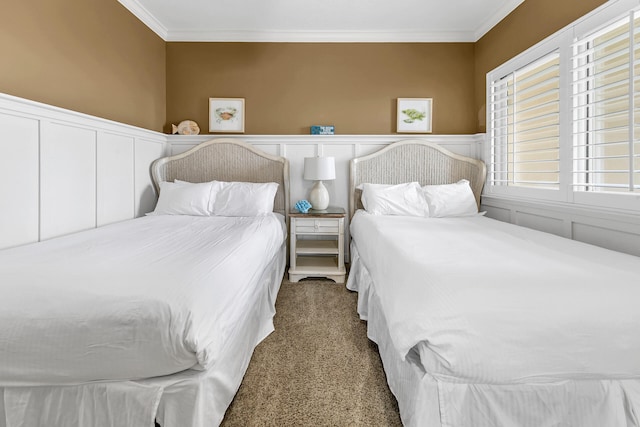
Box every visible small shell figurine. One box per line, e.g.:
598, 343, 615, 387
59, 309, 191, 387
171, 120, 200, 135
295, 200, 312, 213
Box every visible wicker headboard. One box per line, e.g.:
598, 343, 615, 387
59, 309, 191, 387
349, 139, 486, 219
151, 138, 290, 216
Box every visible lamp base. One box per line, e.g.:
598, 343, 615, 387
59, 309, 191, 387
309, 180, 330, 211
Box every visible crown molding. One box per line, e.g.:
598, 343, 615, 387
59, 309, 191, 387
118, 0, 169, 40
165, 29, 476, 43
474, 0, 526, 41
120, 0, 520, 43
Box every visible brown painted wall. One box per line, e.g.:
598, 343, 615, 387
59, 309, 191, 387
0, 0, 166, 131
0, 1, 610, 135
166, 43, 476, 135
474, 0, 607, 132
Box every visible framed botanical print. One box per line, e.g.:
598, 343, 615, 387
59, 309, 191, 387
397, 98, 432, 133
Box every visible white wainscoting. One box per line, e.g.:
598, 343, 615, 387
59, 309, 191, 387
5, 91, 638, 261
169, 134, 484, 214
482, 195, 640, 257
169, 134, 485, 261
0, 93, 167, 250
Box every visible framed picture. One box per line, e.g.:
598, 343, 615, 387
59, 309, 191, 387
397, 98, 432, 133
209, 98, 245, 133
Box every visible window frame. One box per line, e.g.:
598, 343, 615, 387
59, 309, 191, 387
485, 0, 640, 213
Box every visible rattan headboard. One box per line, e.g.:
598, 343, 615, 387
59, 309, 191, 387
151, 138, 290, 216
349, 139, 486, 219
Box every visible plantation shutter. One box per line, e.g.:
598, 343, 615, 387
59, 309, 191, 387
489, 52, 561, 189
572, 11, 640, 193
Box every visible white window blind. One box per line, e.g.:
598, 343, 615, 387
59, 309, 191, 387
489, 52, 561, 190
572, 11, 640, 193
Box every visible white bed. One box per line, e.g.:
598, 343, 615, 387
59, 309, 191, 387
347, 140, 640, 427
0, 138, 290, 427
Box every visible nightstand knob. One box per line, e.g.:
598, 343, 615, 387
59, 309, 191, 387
314, 221, 319, 229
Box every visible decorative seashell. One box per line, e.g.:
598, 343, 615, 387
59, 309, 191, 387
171, 120, 200, 135
295, 200, 312, 213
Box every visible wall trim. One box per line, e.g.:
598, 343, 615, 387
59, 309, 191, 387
0, 93, 167, 142
169, 133, 486, 157
482, 194, 640, 256
118, 0, 523, 43
117, 0, 169, 40
164, 29, 476, 43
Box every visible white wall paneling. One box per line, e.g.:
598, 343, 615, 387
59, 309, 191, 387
482, 195, 640, 257
135, 138, 166, 216
97, 133, 135, 227
0, 113, 40, 249
3, 89, 638, 262
40, 122, 97, 240
0, 93, 167, 249
169, 134, 484, 209
169, 134, 485, 260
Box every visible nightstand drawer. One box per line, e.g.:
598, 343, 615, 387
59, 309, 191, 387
295, 218, 340, 234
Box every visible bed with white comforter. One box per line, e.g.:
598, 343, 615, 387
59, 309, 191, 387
0, 214, 285, 385
0, 138, 290, 427
347, 140, 640, 427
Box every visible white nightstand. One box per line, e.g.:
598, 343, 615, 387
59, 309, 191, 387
288, 207, 346, 283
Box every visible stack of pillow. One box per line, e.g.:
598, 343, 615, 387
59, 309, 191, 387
361, 180, 479, 218
149, 180, 279, 217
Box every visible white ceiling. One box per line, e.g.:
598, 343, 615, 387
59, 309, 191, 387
118, 0, 525, 43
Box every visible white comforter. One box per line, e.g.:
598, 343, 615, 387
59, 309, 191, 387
350, 210, 640, 384
0, 214, 285, 386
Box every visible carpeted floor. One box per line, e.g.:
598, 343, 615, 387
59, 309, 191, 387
220, 278, 403, 426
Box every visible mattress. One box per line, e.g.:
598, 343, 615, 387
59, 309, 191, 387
348, 211, 640, 426
0, 214, 286, 386
349, 210, 640, 383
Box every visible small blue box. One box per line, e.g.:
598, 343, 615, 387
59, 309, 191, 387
311, 125, 335, 135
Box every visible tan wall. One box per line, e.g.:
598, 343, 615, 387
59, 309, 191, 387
0, 0, 166, 131
1, 0, 611, 135
474, 0, 607, 132
166, 43, 475, 135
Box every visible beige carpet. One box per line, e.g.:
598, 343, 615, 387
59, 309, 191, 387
221, 278, 403, 426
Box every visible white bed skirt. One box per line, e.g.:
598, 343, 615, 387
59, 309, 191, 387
0, 243, 286, 427
347, 241, 640, 427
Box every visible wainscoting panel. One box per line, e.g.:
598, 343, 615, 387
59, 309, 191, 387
0, 113, 40, 249
135, 138, 167, 217
482, 195, 640, 257
0, 93, 167, 249
97, 133, 135, 227
514, 211, 565, 237
40, 122, 97, 241
572, 222, 640, 257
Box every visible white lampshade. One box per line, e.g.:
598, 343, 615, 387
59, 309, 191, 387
303, 156, 335, 210
303, 157, 336, 181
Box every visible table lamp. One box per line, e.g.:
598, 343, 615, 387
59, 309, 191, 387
303, 156, 336, 210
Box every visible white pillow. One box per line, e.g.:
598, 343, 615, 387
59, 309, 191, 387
174, 179, 224, 213
361, 182, 430, 217
150, 181, 215, 216
422, 179, 478, 217
213, 181, 279, 217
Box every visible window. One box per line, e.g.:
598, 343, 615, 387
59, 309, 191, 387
572, 11, 640, 193
489, 52, 560, 190
486, 0, 640, 211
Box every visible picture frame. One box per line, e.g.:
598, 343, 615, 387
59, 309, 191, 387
397, 98, 432, 133
209, 98, 245, 133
